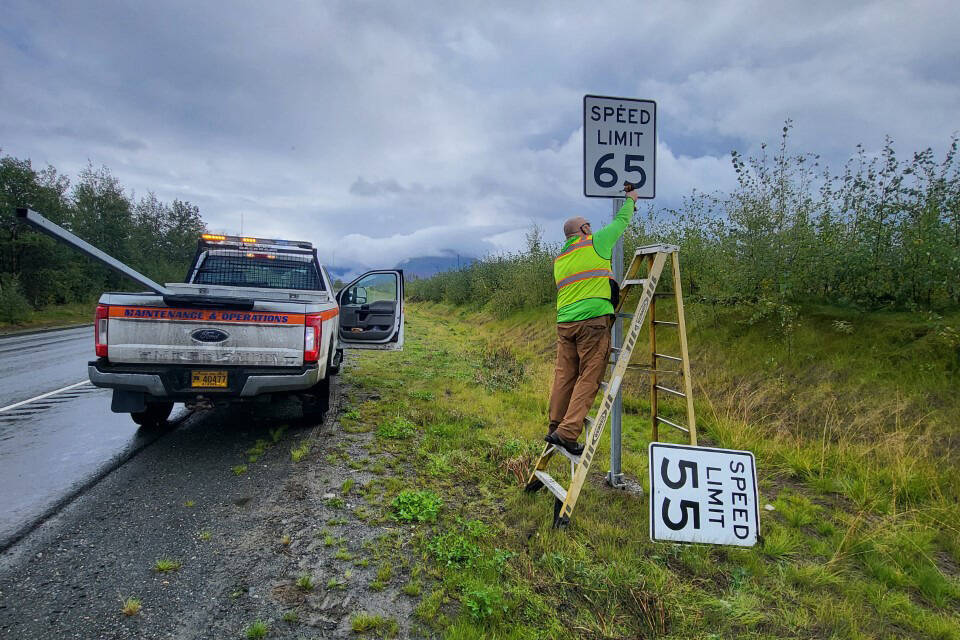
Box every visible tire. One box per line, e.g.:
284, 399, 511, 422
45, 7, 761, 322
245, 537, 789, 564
131, 401, 174, 429
301, 377, 330, 422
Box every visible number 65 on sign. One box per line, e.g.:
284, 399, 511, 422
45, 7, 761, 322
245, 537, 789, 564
583, 95, 656, 199
649, 443, 760, 547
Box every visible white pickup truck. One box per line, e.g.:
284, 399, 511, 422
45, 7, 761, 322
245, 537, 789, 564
16, 209, 404, 427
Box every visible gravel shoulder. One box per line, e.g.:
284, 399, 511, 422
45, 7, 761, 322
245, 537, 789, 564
0, 364, 418, 639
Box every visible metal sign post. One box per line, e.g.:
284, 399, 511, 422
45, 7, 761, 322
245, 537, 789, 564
607, 199, 626, 489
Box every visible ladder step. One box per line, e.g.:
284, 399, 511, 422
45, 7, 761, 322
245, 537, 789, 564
655, 385, 686, 398
626, 365, 682, 374
654, 353, 682, 362
622, 278, 646, 287
655, 415, 690, 433
533, 471, 567, 502
548, 444, 582, 466
652, 320, 678, 327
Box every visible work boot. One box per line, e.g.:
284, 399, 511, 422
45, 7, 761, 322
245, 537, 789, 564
546, 422, 559, 436
544, 431, 584, 456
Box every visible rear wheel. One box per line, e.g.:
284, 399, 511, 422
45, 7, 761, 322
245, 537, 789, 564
131, 401, 174, 429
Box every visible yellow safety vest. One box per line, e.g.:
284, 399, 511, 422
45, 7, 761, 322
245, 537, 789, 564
554, 235, 613, 311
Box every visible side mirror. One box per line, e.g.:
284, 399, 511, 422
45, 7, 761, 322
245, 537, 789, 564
354, 286, 368, 304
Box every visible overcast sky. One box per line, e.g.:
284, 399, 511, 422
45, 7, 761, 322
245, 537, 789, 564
2, 1, 958, 275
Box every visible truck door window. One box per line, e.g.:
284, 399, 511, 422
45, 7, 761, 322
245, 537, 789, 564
342, 273, 396, 305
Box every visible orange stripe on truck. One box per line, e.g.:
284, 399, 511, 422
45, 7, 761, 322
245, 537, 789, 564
109, 306, 306, 325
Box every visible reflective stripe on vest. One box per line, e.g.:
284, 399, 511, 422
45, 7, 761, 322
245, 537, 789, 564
554, 235, 613, 310
555, 238, 593, 260
556, 268, 614, 289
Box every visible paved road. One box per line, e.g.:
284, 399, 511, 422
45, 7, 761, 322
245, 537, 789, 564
0, 327, 187, 549
0, 326, 93, 406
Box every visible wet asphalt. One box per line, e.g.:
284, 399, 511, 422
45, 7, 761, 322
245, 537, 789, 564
0, 326, 93, 406
0, 326, 354, 638
0, 327, 189, 550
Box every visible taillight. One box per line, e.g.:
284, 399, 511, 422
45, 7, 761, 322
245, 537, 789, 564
94, 304, 109, 357
303, 313, 323, 363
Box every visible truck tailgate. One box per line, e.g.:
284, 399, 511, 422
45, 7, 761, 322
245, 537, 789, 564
107, 305, 307, 366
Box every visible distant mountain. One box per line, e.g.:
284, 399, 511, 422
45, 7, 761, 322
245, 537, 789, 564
397, 254, 475, 279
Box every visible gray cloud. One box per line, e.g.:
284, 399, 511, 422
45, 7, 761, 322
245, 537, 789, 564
1, 0, 958, 277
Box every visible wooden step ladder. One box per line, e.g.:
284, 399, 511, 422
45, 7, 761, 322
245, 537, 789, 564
524, 244, 698, 528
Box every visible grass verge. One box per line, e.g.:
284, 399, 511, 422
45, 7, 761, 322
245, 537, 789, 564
341, 301, 960, 638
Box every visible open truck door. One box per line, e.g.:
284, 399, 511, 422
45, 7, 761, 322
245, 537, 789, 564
337, 270, 404, 350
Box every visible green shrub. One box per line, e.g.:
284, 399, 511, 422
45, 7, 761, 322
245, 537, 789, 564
0, 274, 32, 324
391, 490, 442, 523
376, 415, 417, 439
410, 127, 960, 311
428, 531, 481, 567
463, 585, 503, 624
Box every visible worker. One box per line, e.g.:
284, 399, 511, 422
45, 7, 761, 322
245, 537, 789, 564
545, 186, 639, 454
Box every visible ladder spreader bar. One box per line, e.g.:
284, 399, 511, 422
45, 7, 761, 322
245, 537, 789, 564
653, 320, 679, 326
654, 353, 682, 362
627, 366, 682, 375
655, 415, 690, 433
534, 471, 567, 502
655, 384, 687, 398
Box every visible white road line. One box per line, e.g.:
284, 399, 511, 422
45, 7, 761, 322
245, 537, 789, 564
0, 381, 91, 414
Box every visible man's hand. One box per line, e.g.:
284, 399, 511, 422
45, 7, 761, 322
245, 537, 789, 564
626, 189, 640, 202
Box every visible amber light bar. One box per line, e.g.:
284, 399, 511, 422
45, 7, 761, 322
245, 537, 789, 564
200, 233, 312, 249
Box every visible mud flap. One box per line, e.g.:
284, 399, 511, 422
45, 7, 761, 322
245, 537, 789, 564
111, 389, 146, 413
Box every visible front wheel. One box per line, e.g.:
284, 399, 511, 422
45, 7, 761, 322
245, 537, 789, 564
131, 401, 174, 429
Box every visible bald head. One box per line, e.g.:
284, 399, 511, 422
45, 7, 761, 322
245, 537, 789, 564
563, 216, 589, 238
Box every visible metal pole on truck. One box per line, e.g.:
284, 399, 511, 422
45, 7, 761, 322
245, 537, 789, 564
606, 197, 626, 489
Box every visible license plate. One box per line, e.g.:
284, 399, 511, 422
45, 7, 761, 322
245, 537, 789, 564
191, 370, 228, 388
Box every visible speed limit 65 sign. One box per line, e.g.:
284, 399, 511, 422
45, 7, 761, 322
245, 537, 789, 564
583, 95, 656, 198
649, 443, 759, 547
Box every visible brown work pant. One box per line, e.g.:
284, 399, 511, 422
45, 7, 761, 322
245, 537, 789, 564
549, 315, 612, 441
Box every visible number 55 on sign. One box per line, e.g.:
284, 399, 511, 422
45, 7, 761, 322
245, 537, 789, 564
583, 95, 656, 199
649, 442, 760, 547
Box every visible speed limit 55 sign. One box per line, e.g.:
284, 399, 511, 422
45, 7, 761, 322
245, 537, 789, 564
583, 95, 656, 198
649, 443, 759, 547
